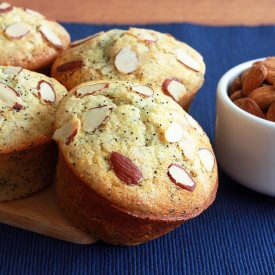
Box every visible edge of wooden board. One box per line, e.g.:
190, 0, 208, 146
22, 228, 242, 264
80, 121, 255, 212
0, 184, 98, 245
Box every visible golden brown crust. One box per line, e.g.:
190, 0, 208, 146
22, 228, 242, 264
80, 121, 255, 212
2, 22, 70, 71
0, 4, 70, 71
0, 142, 57, 202
54, 80, 218, 219
0, 65, 66, 201
54, 80, 218, 245
56, 154, 218, 245
51, 28, 205, 110
0, 66, 68, 154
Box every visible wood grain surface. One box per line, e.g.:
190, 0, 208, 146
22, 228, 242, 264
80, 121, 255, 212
11, 0, 275, 25
0, 185, 97, 244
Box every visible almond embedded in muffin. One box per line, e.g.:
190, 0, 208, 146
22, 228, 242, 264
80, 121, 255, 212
0, 3, 70, 71
53, 80, 218, 245
51, 28, 205, 110
0, 66, 67, 201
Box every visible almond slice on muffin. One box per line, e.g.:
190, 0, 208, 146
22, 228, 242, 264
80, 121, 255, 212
51, 28, 205, 111
0, 3, 70, 71
0, 66, 67, 201
53, 80, 218, 245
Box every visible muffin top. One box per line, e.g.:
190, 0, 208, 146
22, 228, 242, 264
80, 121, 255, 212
0, 66, 67, 153
53, 80, 217, 219
0, 2, 70, 70
51, 28, 205, 109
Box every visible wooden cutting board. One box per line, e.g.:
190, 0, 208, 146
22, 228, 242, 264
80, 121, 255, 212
0, 184, 97, 244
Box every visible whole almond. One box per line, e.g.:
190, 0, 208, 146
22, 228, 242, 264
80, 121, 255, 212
234, 98, 265, 118
255, 58, 275, 85
241, 69, 249, 84
266, 69, 275, 84
230, 77, 242, 95
266, 102, 275, 122
230, 57, 275, 122
242, 64, 267, 96
110, 152, 143, 185
255, 57, 275, 71
230, 90, 242, 101
249, 86, 275, 110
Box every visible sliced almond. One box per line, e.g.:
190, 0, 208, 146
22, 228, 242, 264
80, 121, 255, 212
83, 105, 113, 133
75, 83, 109, 97
110, 152, 143, 185
234, 98, 265, 118
0, 82, 23, 110
56, 60, 84, 73
0, 2, 13, 13
39, 24, 63, 49
266, 102, 275, 122
5, 22, 30, 39
164, 121, 185, 143
162, 79, 187, 102
129, 28, 157, 42
131, 85, 154, 97
0, 114, 5, 127
198, 149, 215, 172
186, 115, 204, 135
178, 138, 195, 160
37, 80, 56, 103
25, 8, 44, 17
248, 86, 275, 110
242, 64, 267, 96
115, 46, 139, 74
176, 49, 200, 72
3, 66, 23, 76
168, 164, 196, 192
53, 118, 80, 145
71, 32, 104, 47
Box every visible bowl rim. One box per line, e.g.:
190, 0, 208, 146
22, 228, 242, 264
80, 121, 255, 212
217, 57, 275, 129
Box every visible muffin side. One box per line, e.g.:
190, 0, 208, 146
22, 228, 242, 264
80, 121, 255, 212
0, 66, 67, 201
0, 142, 57, 201
56, 154, 218, 245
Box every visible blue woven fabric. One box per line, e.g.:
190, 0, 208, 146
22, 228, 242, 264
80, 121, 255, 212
0, 23, 274, 275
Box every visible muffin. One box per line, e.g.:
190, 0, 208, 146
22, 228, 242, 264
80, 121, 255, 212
0, 66, 67, 201
51, 28, 205, 110
53, 80, 218, 245
0, 2, 70, 71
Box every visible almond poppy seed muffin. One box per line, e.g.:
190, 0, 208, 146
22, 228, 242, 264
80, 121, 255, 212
51, 28, 205, 110
53, 80, 218, 245
0, 66, 67, 201
0, 2, 70, 71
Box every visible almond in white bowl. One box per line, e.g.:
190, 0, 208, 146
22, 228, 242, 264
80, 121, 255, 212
229, 57, 275, 122
216, 58, 275, 196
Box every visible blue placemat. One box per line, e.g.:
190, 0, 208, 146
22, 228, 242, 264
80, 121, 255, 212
0, 23, 274, 275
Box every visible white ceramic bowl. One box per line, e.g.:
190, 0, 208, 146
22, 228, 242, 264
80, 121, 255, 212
215, 58, 275, 197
